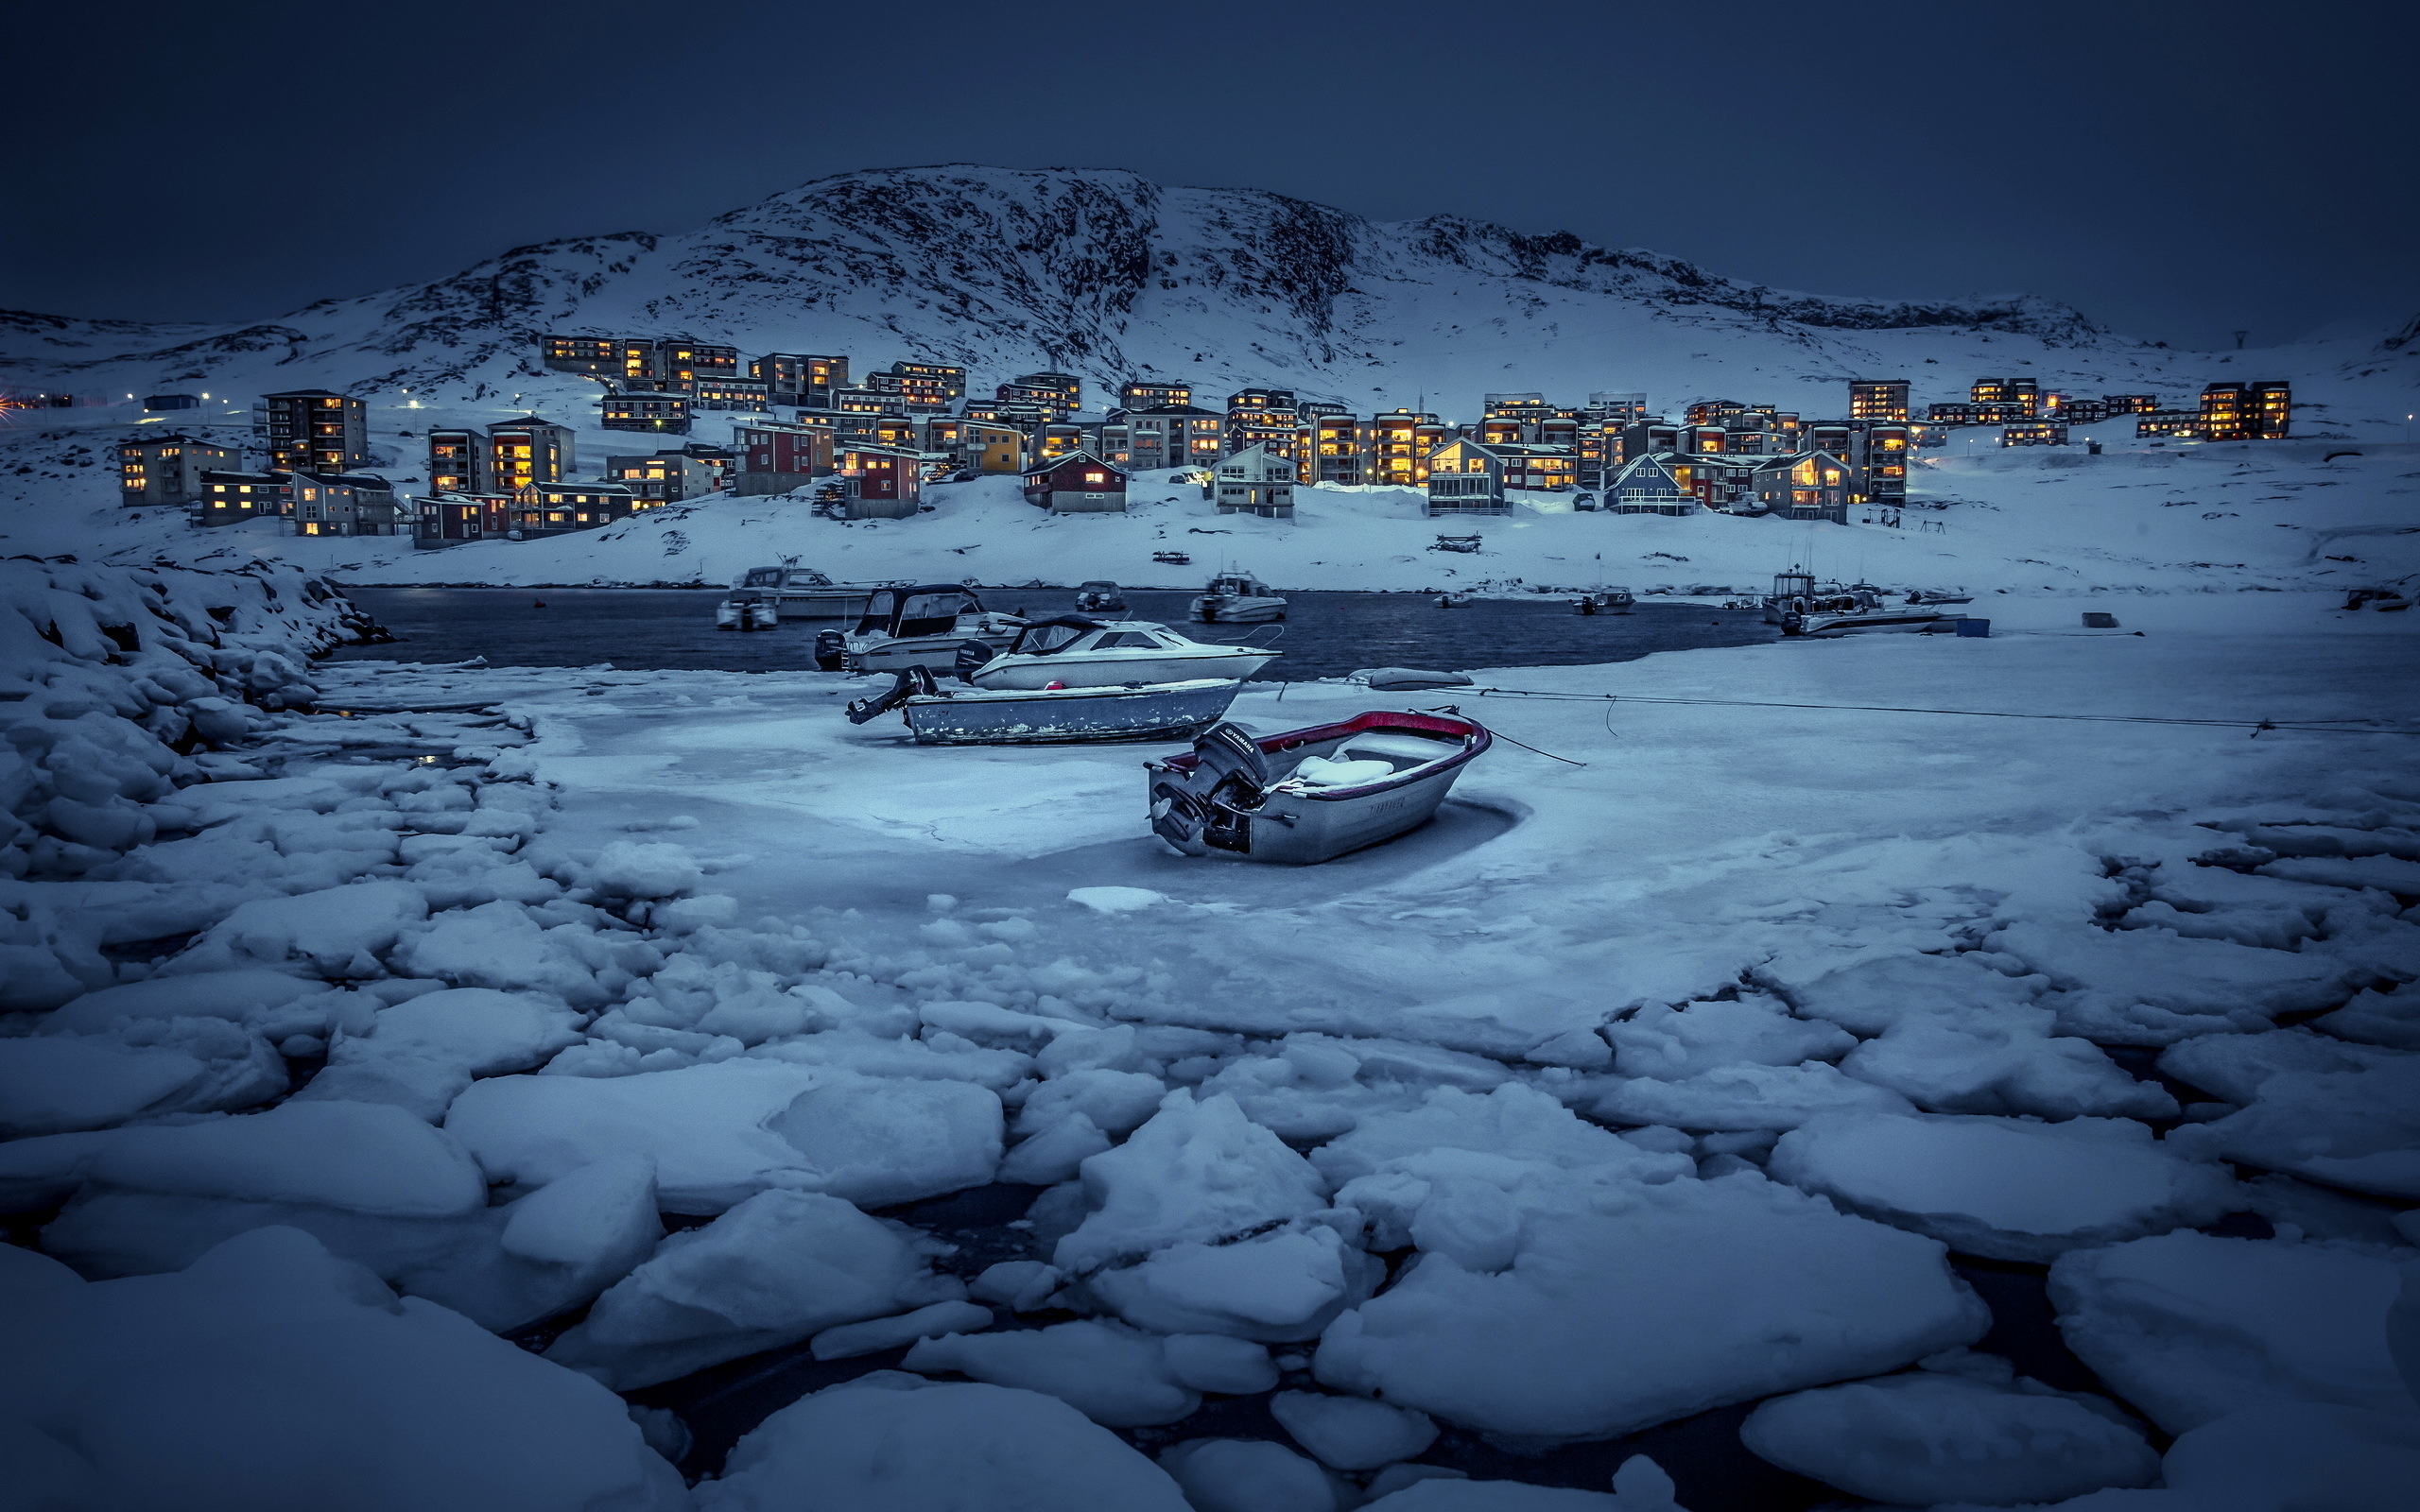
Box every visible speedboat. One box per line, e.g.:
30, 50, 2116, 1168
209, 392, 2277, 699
715, 589, 778, 631
813, 583, 1021, 674
1191, 572, 1287, 624
845, 667, 1244, 745
1906, 590, 1974, 607
733, 566, 880, 619
1073, 580, 1128, 613
963, 616, 1277, 691
1145, 711, 1490, 865
1790, 607, 1955, 637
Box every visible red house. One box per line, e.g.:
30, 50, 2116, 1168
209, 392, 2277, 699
735, 421, 835, 495
1021, 451, 1129, 513
837, 444, 924, 518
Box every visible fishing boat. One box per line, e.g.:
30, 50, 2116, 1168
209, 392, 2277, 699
1145, 710, 1491, 865
1761, 570, 1949, 636
844, 667, 1244, 746
731, 566, 881, 620
1073, 580, 1128, 613
715, 589, 779, 631
1191, 571, 1288, 624
1906, 589, 1975, 607
813, 584, 1022, 674
1575, 586, 1634, 614
962, 616, 1278, 691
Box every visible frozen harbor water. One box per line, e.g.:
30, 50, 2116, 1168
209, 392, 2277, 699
324, 585, 1781, 680
5, 561, 2417, 1509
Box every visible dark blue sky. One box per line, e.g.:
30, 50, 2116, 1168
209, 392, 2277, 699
9, 1, 2411, 350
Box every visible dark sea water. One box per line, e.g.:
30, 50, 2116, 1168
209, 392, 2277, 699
324, 585, 1778, 678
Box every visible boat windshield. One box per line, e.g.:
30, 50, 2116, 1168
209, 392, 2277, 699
1079, 581, 1117, 593
895, 592, 975, 637
742, 569, 783, 587
1013, 623, 1091, 656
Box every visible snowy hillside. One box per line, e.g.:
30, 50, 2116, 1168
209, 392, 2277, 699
6, 163, 2416, 423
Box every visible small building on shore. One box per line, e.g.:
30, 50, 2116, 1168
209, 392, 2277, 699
1021, 451, 1128, 513
1212, 444, 1294, 517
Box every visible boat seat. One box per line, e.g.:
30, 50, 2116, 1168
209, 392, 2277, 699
1338, 732, 1455, 764
1288, 755, 1396, 787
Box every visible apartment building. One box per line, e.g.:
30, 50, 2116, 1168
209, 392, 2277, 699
1212, 445, 1295, 517
260, 390, 370, 472
118, 434, 238, 507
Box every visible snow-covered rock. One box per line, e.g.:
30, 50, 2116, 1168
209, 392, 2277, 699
70, 1098, 486, 1217
694, 1376, 1190, 1511
43, 968, 326, 1033
0, 1226, 686, 1512
903, 1318, 1201, 1426
1270, 1389, 1440, 1470
2048, 1231, 2416, 1434
1738, 1366, 2158, 1506
0, 1034, 225, 1135
1316, 1172, 1988, 1439
546, 1189, 963, 1389
445, 1060, 1002, 1213
1768, 1112, 2238, 1262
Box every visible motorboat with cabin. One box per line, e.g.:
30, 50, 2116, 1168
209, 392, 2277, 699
715, 589, 779, 631
1073, 581, 1128, 613
1762, 570, 1952, 637
1145, 710, 1490, 864
729, 566, 883, 620
813, 583, 1023, 674
844, 666, 1245, 746
960, 616, 1278, 691
1191, 571, 1288, 624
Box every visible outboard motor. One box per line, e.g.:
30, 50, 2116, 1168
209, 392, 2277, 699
954, 639, 996, 683
812, 629, 848, 672
844, 666, 941, 725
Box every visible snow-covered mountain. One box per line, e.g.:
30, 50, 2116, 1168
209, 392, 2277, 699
11, 164, 2407, 422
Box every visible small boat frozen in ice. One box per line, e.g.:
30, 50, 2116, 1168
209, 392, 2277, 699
732, 565, 882, 620
845, 668, 1245, 745
715, 589, 779, 631
1191, 571, 1288, 624
962, 616, 1278, 691
1145, 710, 1490, 864
1073, 580, 1128, 613
814, 583, 1023, 674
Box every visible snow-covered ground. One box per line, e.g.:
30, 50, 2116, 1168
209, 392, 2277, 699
5, 546, 2416, 1507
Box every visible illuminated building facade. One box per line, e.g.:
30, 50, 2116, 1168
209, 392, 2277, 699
733, 421, 836, 494
1119, 380, 1191, 410
752, 353, 849, 409
118, 434, 238, 507
1849, 380, 1910, 423
691, 374, 772, 411
196, 471, 292, 525
1423, 438, 1512, 516
1750, 451, 1852, 521
606, 451, 723, 504
1213, 444, 1295, 517
1123, 404, 1225, 471
837, 445, 925, 517
2201, 381, 2290, 440
600, 390, 691, 434
261, 390, 370, 472
2000, 422, 2069, 447
1020, 450, 1127, 513
286, 472, 401, 537
485, 419, 577, 492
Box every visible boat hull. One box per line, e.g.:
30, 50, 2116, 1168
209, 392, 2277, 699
899, 679, 1244, 745
1191, 595, 1287, 624
1795, 611, 1953, 637
844, 625, 1017, 673
769, 588, 873, 620
970, 649, 1276, 690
